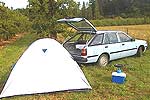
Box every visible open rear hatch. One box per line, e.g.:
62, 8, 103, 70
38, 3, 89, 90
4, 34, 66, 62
57, 18, 96, 62
57, 18, 97, 33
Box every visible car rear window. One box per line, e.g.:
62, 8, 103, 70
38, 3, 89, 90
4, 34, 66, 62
89, 34, 104, 46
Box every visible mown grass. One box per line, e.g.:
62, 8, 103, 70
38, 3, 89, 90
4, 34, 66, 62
0, 25, 150, 100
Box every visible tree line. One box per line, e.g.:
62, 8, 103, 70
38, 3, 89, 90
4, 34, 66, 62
0, 0, 150, 40
81, 0, 150, 19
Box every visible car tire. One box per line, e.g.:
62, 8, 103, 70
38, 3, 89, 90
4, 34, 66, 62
137, 46, 143, 57
97, 54, 109, 67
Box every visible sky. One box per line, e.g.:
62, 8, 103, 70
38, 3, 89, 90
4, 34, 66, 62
0, 0, 89, 9
0, 0, 29, 9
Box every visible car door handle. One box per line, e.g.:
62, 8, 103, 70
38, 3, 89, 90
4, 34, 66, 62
105, 46, 108, 48
122, 44, 125, 46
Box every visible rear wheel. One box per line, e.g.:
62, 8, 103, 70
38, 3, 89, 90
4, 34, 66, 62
97, 54, 109, 67
137, 46, 143, 57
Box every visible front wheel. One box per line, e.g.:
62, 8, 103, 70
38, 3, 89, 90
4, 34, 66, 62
137, 46, 143, 57
97, 54, 109, 67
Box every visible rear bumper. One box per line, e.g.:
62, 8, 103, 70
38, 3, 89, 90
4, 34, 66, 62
72, 55, 87, 63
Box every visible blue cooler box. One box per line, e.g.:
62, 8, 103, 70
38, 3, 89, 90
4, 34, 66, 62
112, 72, 126, 84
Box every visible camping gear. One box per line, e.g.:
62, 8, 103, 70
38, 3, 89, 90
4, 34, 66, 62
112, 64, 126, 84
0, 38, 91, 98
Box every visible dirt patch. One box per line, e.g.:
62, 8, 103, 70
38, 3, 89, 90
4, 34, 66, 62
0, 33, 27, 49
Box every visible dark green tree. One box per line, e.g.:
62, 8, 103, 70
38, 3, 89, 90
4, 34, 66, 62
28, 0, 80, 39
81, 2, 86, 18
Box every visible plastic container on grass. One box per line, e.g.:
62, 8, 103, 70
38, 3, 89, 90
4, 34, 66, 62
112, 71, 126, 84
112, 64, 126, 84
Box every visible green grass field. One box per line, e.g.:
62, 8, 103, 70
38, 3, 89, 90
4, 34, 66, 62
0, 25, 150, 100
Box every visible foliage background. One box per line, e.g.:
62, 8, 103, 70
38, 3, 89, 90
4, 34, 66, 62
1, 0, 150, 40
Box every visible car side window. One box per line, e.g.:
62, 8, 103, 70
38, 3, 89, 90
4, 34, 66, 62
108, 32, 118, 43
103, 33, 110, 44
118, 32, 131, 42
90, 34, 104, 46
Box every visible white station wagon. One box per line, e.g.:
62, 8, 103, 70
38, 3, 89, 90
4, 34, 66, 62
57, 18, 147, 67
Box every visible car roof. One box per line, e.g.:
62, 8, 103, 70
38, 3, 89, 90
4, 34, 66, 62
96, 30, 123, 34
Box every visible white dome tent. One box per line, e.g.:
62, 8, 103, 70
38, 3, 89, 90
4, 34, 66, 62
0, 38, 91, 98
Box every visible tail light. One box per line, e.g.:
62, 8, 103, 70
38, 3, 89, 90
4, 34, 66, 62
81, 48, 87, 56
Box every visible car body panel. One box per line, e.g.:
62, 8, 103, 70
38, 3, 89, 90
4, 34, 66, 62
117, 32, 138, 58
